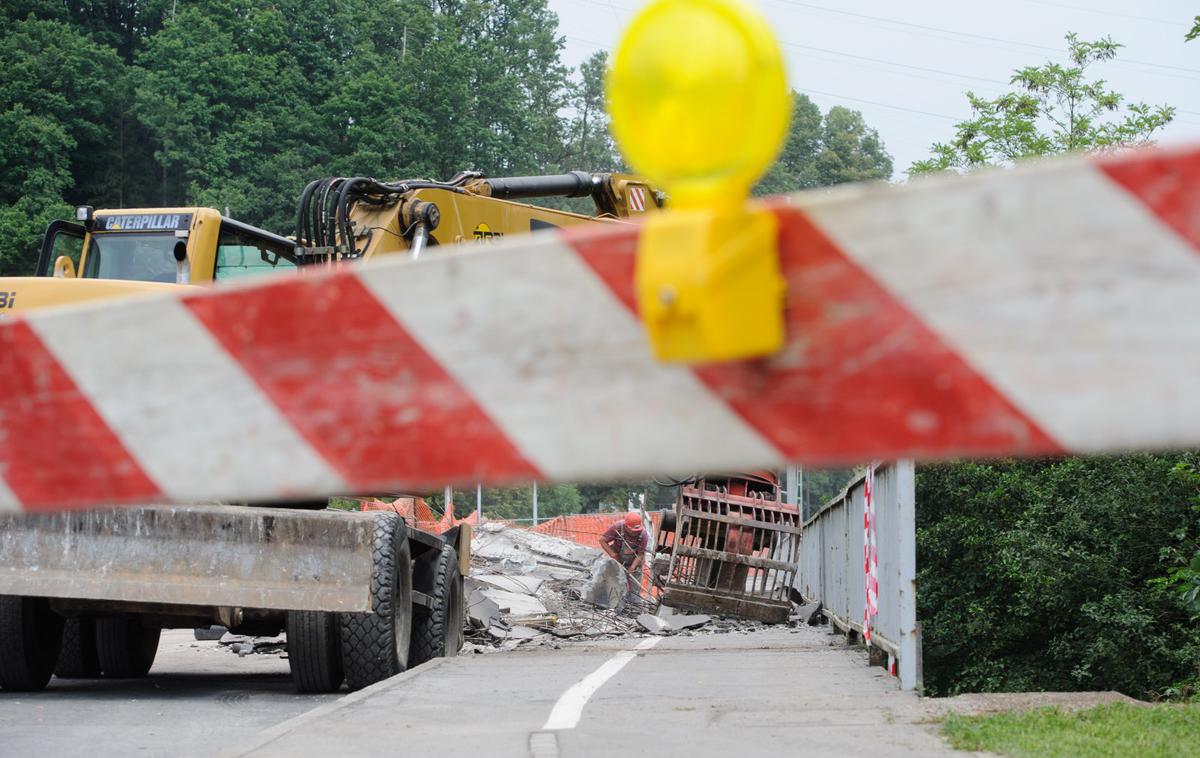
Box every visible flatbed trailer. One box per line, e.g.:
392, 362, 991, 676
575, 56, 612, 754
0, 504, 467, 693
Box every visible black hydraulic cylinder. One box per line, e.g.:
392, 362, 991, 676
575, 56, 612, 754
482, 171, 600, 200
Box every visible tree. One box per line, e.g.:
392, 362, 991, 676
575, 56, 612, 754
1187, 16, 1199, 42
910, 33, 1174, 174
755, 92, 892, 195
135, 0, 337, 230
0, 17, 129, 273
565, 51, 620, 171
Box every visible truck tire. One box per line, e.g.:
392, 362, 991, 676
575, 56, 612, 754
340, 513, 412, 691
55, 618, 102, 678
287, 611, 343, 693
96, 617, 160, 678
409, 544, 464, 667
0, 595, 64, 691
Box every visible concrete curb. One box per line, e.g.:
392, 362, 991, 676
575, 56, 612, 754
215, 657, 453, 757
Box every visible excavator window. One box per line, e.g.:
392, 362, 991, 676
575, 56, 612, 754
84, 233, 179, 283
214, 222, 297, 280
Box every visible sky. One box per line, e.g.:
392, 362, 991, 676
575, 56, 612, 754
546, 0, 1200, 178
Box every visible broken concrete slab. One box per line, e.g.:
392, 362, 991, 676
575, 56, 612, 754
472, 574, 546, 595
670, 614, 710, 631
486, 625, 544, 641
637, 614, 671, 635
471, 525, 601, 567
655, 605, 711, 631
467, 588, 502, 629
791, 601, 822, 626
478, 588, 548, 617
582, 557, 625, 610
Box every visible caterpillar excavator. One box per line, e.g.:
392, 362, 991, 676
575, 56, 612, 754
5, 171, 661, 316
0, 170, 662, 695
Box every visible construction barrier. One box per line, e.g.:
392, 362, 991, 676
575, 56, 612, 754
2, 145, 1199, 512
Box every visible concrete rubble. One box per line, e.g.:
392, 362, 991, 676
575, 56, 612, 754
464, 522, 808, 650
217, 632, 287, 657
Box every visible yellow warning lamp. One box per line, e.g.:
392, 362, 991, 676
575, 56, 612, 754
608, 0, 790, 362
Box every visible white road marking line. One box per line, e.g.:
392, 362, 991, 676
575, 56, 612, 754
542, 637, 662, 731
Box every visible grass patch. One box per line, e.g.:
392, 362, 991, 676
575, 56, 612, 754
942, 703, 1200, 757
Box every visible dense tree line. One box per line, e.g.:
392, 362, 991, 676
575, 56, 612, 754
918, 456, 1200, 698
0, 0, 892, 276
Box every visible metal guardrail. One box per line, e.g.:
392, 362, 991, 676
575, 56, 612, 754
796, 461, 920, 690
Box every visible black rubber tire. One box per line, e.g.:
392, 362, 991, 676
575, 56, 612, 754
287, 610, 344, 693
409, 544, 464, 668
340, 513, 412, 691
95, 617, 161, 678
55, 618, 102, 678
0, 595, 65, 691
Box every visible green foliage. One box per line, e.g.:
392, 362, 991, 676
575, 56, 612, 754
1151, 463, 1200, 618
756, 92, 892, 195
917, 456, 1200, 698
429, 483, 582, 522
0, 17, 129, 273
1188, 17, 1199, 42
910, 34, 1174, 174
565, 51, 621, 172
942, 703, 1200, 758
429, 480, 676, 523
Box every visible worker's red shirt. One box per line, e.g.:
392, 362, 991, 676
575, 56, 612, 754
600, 522, 648, 563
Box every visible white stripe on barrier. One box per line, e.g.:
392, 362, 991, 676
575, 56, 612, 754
809, 161, 1200, 451
0, 477, 19, 513
363, 240, 780, 479
31, 297, 347, 501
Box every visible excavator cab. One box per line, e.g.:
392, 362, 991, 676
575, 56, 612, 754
36, 207, 299, 285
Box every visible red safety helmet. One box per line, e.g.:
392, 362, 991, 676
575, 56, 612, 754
624, 511, 643, 530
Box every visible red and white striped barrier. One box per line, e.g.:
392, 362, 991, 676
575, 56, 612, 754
1, 145, 1198, 512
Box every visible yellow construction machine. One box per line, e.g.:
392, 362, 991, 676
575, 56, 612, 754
0, 170, 662, 695
2, 171, 660, 318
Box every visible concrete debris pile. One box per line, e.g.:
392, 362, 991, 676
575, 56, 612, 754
464, 522, 809, 651
465, 522, 654, 651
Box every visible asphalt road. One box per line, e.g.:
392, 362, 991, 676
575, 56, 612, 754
0, 630, 338, 758
234, 626, 957, 758
0, 626, 960, 758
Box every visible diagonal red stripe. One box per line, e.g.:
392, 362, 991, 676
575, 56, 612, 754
1098, 146, 1200, 253
184, 274, 539, 490
567, 206, 1062, 463
0, 321, 162, 510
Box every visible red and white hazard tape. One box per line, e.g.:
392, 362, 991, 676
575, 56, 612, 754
863, 466, 878, 644
1, 145, 1198, 512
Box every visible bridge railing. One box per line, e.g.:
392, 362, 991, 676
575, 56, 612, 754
797, 461, 920, 691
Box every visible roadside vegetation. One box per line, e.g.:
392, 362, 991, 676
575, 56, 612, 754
942, 703, 1200, 757
910, 31, 1199, 703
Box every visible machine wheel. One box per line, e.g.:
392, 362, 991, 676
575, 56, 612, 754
409, 544, 464, 667
287, 611, 344, 693
0, 595, 65, 691
340, 513, 412, 691
96, 617, 161, 678
55, 618, 102, 678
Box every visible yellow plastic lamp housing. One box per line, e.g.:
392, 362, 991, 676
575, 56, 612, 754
607, 0, 790, 362
607, 0, 790, 210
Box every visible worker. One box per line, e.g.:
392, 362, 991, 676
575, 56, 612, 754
600, 511, 648, 601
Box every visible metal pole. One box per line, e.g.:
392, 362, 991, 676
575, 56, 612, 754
476, 483, 482, 522
532, 482, 538, 527
785, 466, 800, 511
895, 460, 920, 692
444, 485, 453, 517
